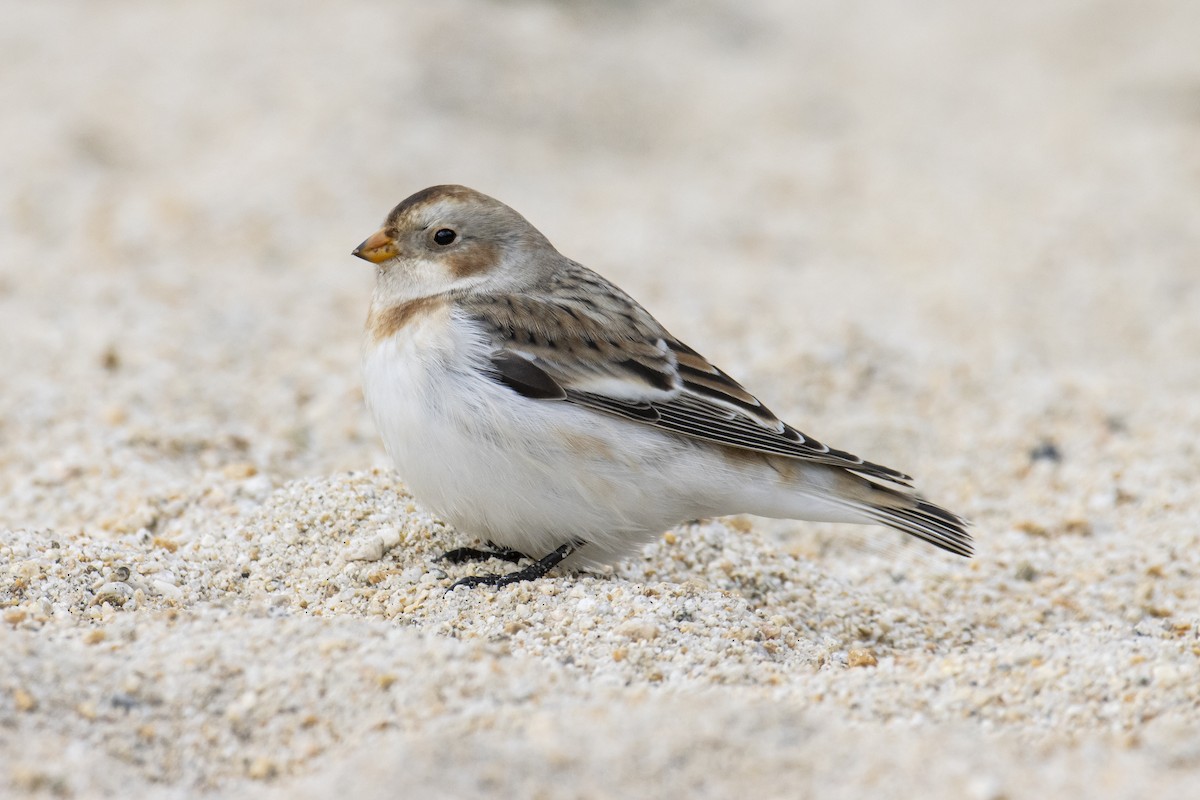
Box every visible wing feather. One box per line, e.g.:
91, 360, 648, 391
462, 285, 913, 487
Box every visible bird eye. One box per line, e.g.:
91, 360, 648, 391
433, 228, 457, 246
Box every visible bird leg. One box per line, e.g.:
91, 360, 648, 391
447, 541, 579, 591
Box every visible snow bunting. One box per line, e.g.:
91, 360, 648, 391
354, 185, 971, 589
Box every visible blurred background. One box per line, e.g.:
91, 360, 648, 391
1, 0, 1198, 537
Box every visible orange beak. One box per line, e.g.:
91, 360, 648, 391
352, 228, 399, 263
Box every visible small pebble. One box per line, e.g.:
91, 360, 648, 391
848, 649, 878, 668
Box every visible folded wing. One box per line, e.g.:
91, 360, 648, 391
460, 286, 913, 487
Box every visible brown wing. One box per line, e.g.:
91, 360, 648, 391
461, 284, 913, 487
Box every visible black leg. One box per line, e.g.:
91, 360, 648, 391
438, 540, 529, 565
447, 542, 579, 591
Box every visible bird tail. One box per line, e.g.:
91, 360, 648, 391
851, 484, 973, 557
768, 461, 974, 557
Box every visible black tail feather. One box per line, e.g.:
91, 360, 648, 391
862, 499, 973, 557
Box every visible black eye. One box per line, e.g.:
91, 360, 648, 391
433, 228, 457, 246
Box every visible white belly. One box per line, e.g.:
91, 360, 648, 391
362, 313, 727, 565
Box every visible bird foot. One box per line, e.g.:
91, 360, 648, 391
438, 540, 529, 565
447, 542, 578, 591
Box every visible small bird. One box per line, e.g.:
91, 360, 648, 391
354, 185, 971, 590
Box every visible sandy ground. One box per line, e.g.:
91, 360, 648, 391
2, 1, 1200, 797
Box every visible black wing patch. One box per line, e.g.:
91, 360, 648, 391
489, 352, 566, 400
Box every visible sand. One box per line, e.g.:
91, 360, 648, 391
2, 1, 1200, 797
